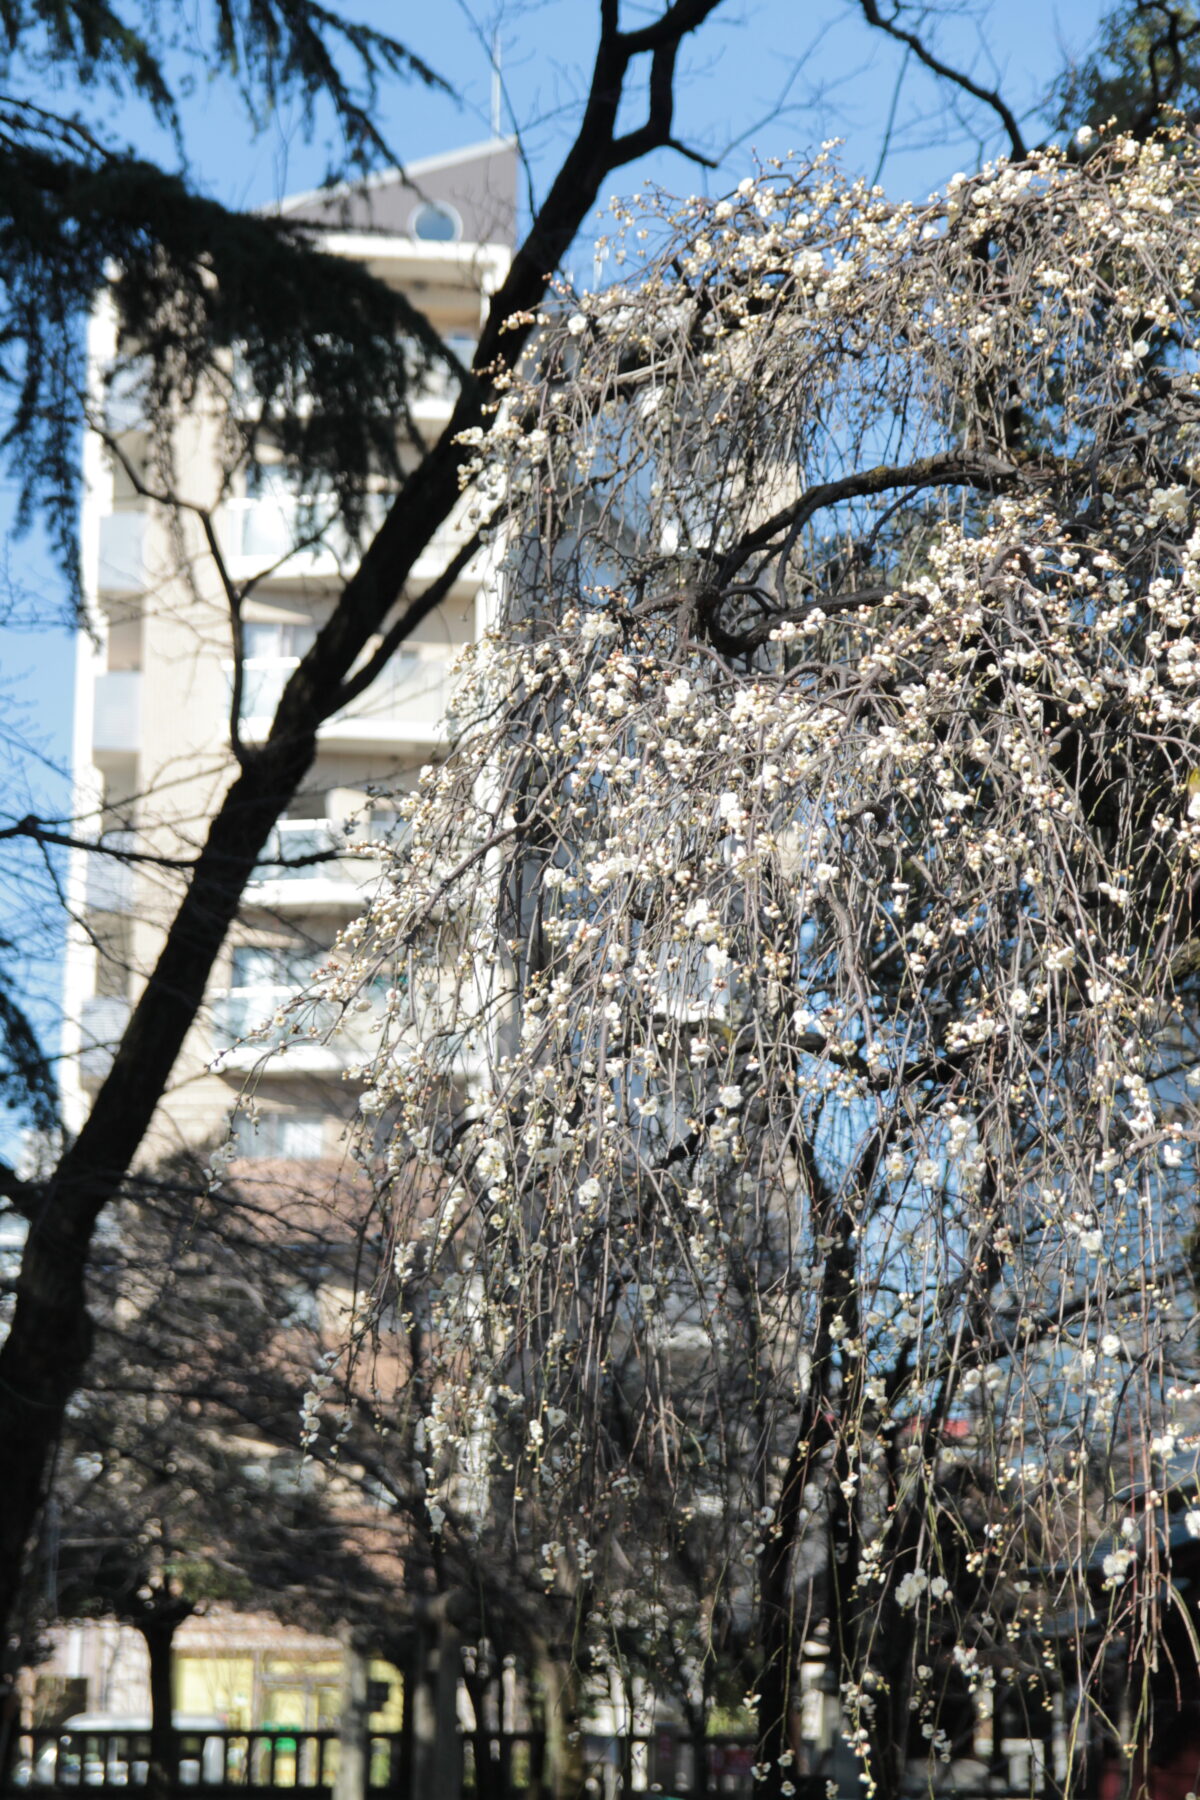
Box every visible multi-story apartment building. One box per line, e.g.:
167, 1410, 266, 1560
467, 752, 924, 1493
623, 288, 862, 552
46, 138, 516, 1734
62, 134, 513, 1157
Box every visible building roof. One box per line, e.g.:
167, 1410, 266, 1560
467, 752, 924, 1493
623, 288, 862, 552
277, 137, 518, 248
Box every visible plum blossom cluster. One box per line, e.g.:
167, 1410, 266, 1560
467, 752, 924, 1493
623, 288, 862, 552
315, 132, 1200, 1795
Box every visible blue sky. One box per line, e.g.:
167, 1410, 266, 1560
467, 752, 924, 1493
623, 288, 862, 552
0, 0, 1109, 1138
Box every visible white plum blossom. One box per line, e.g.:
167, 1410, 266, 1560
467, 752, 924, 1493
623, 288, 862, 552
896, 1570, 929, 1610
1103, 1548, 1136, 1587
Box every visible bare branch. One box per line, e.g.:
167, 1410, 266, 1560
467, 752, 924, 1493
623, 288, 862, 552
855, 0, 1028, 159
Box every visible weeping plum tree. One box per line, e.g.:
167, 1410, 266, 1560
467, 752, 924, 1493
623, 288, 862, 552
319, 129, 1200, 1798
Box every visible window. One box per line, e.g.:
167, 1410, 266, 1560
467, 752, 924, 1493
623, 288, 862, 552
243, 620, 316, 661
233, 1111, 325, 1160
255, 820, 342, 881
410, 200, 461, 243
230, 944, 325, 990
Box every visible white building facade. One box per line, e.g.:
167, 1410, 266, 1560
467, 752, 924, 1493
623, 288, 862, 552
47, 140, 515, 1733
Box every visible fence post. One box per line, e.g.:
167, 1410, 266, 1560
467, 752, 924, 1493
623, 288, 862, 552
334, 1634, 370, 1800
0, 1679, 18, 1793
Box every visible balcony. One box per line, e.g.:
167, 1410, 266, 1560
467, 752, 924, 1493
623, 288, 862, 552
102, 357, 152, 435
245, 820, 382, 911
210, 984, 383, 1074
219, 491, 473, 584
84, 832, 136, 912
229, 650, 452, 748
324, 650, 452, 749
92, 670, 142, 758
79, 993, 131, 1085
97, 511, 148, 595
220, 491, 389, 573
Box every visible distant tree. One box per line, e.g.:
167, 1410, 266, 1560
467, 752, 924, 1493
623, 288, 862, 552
24, 1156, 406, 1800
0, 0, 455, 611
854, 0, 1200, 162
1055, 1, 1200, 140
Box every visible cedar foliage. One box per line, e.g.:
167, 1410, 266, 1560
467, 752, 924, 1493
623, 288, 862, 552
0, 0, 451, 612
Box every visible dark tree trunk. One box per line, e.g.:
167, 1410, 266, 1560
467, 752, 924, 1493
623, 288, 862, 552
756, 1159, 863, 1800
0, 0, 725, 1652
755, 1423, 812, 1800
680, 1698, 710, 1800
406, 1609, 463, 1800
333, 1632, 370, 1800
0, 1678, 21, 1793
138, 1614, 184, 1800
394, 1639, 416, 1800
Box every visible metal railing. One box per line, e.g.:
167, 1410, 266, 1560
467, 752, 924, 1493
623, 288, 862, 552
79, 994, 132, 1084
6, 1727, 403, 1793
209, 985, 387, 1073
3, 1724, 1061, 1799
250, 821, 346, 886
461, 1729, 766, 1797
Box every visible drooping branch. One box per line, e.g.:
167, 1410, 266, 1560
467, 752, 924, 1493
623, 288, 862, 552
331, 134, 1200, 1800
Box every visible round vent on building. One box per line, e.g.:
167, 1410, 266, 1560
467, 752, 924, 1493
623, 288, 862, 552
410, 200, 461, 242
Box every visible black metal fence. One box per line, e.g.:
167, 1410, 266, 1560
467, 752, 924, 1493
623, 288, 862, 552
1, 1723, 1057, 1799
462, 1727, 762, 1797
0, 1724, 773, 1798
4, 1728, 402, 1794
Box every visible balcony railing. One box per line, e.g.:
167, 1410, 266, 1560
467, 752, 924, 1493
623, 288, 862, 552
229, 493, 385, 566
96, 511, 148, 595
253, 819, 342, 880
84, 831, 136, 913
92, 670, 142, 756
246, 820, 383, 908
219, 491, 471, 577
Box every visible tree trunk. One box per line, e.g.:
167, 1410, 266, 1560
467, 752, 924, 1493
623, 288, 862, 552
756, 1402, 832, 1800
461, 1660, 503, 1800
0, 1675, 21, 1794
681, 1699, 709, 1800
138, 1617, 180, 1800
408, 1614, 462, 1800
